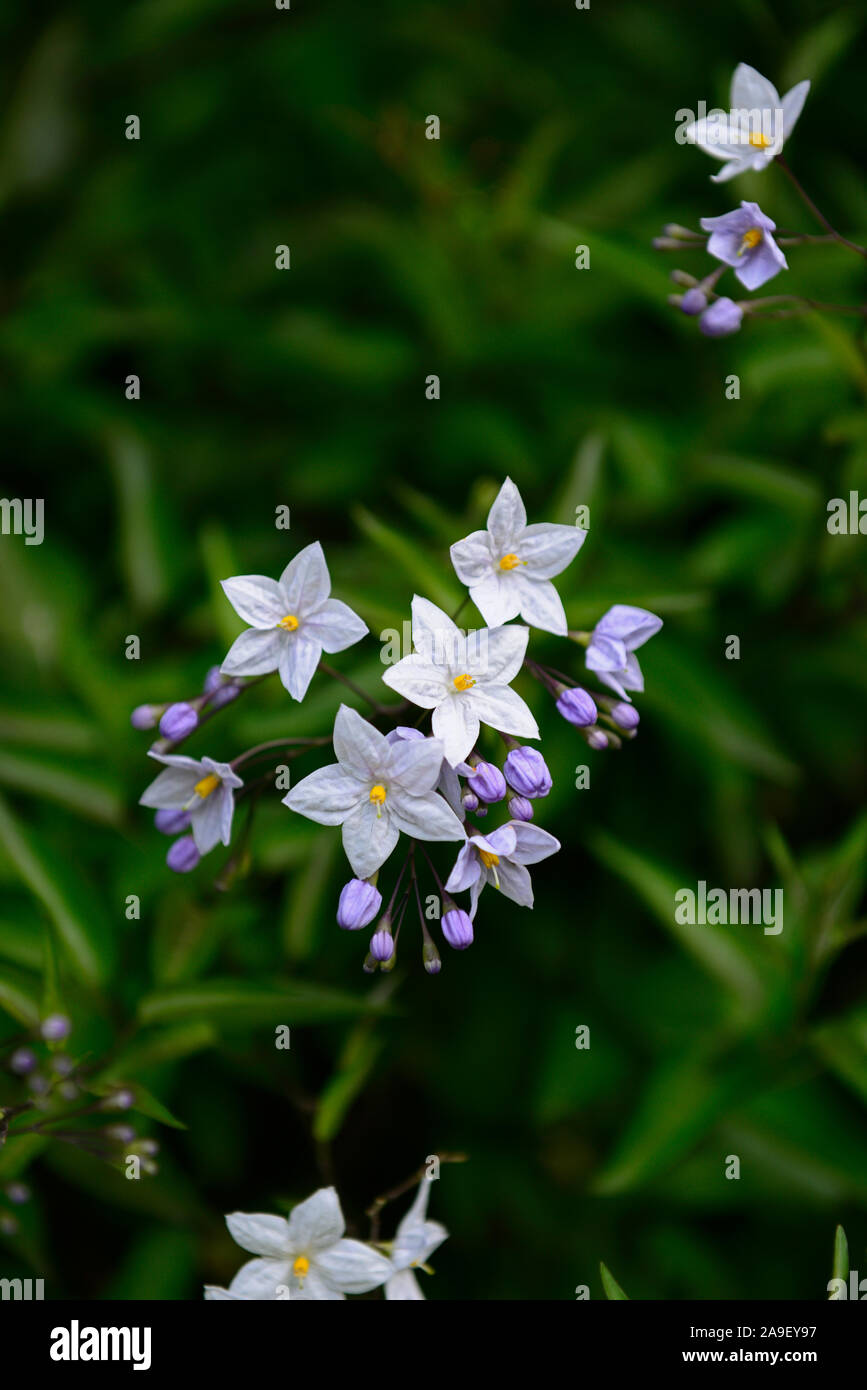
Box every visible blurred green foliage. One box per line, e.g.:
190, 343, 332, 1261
1, 0, 866, 1300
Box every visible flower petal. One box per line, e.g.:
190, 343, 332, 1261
730, 62, 779, 113
432, 694, 480, 766
332, 703, 389, 778
410, 594, 461, 665
782, 79, 810, 138
471, 623, 528, 685
279, 541, 331, 615
220, 575, 286, 630
381, 653, 448, 709
445, 840, 480, 893
314, 1239, 393, 1294
450, 529, 493, 585
494, 858, 534, 908
191, 790, 228, 854
228, 1257, 292, 1300
286, 1187, 345, 1253
468, 573, 522, 629
388, 789, 465, 845
486, 477, 526, 551
226, 1213, 291, 1258
304, 598, 367, 654
595, 604, 662, 650
139, 766, 198, 810
221, 627, 285, 678
518, 522, 585, 579
385, 1268, 426, 1300
386, 735, 444, 795
282, 763, 365, 825
278, 633, 321, 701
341, 801, 400, 878
509, 821, 561, 865
512, 573, 568, 635
466, 684, 539, 741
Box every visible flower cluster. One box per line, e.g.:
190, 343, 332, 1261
655, 63, 866, 338
1, 1015, 160, 1208
134, 479, 662, 972
204, 1177, 447, 1301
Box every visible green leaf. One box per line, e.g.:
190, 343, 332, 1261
0, 964, 41, 1028
314, 1027, 385, 1144
830, 1225, 849, 1299
353, 505, 459, 612
0, 749, 123, 825
0, 793, 112, 986
600, 1261, 629, 1300
137, 978, 394, 1028
89, 1078, 187, 1131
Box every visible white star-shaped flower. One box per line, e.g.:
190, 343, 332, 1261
684, 63, 810, 183
139, 753, 243, 854
381, 596, 539, 767
385, 1176, 449, 1301
449, 477, 586, 635
220, 541, 368, 701
282, 704, 465, 879
445, 820, 560, 918
203, 1187, 393, 1301
585, 605, 662, 703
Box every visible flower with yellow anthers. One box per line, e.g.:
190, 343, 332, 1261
384, 1175, 449, 1301
382, 595, 540, 766
283, 704, 464, 879
220, 541, 367, 701
449, 477, 586, 635
446, 820, 560, 920
140, 753, 243, 855
700, 201, 787, 291
204, 1187, 394, 1301
683, 63, 810, 183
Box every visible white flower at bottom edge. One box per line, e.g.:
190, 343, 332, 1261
203, 1187, 393, 1301
385, 1176, 449, 1301
381, 595, 539, 767
449, 477, 586, 635
282, 704, 465, 879
219, 541, 368, 701
445, 820, 560, 919
139, 753, 243, 854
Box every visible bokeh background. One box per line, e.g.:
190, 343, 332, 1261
1, 0, 866, 1300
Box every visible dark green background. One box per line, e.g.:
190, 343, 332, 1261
1, 0, 866, 1299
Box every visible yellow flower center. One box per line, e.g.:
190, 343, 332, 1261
499, 553, 523, 570
369, 784, 387, 805
194, 774, 220, 799
292, 1255, 310, 1280
278, 614, 300, 631
739, 227, 763, 255
748, 131, 772, 149
453, 673, 475, 691
479, 849, 499, 868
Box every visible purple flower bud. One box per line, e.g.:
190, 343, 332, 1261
130, 705, 158, 730
474, 805, 488, 818
28, 1074, 50, 1095
50, 1054, 74, 1076
504, 747, 552, 798
470, 761, 507, 803
6, 1182, 30, 1205
461, 789, 480, 813
159, 702, 199, 740
138, 1138, 159, 1156
204, 667, 240, 710
508, 795, 534, 822
423, 940, 442, 975
680, 287, 708, 315
609, 702, 640, 730
40, 1014, 71, 1042
370, 929, 394, 963
699, 296, 743, 337
556, 688, 598, 728
154, 807, 192, 835
102, 1088, 135, 1111
442, 908, 474, 951
9, 1047, 37, 1075
336, 878, 382, 930
586, 728, 609, 750
167, 835, 200, 873
105, 1124, 136, 1144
